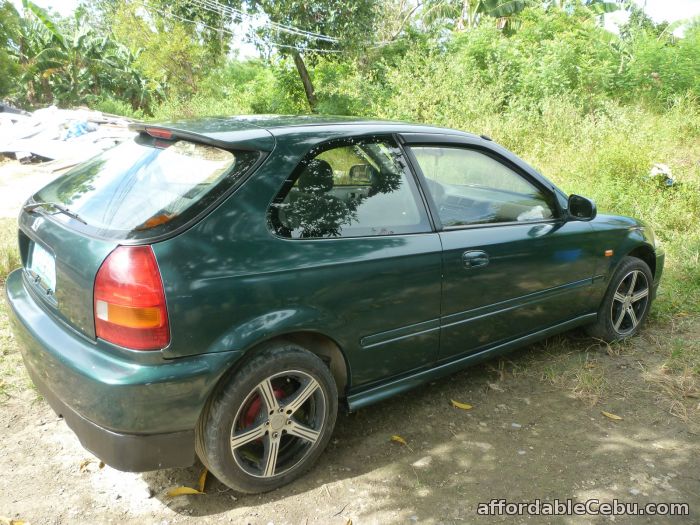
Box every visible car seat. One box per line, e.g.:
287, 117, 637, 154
283, 159, 351, 238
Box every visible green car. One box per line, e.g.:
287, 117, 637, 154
6, 116, 663, 493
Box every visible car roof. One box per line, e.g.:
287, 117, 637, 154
130, 114, 567, 204
131, 114, 476, 150
208, 114, 470, 133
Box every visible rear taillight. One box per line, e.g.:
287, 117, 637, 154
145, 127, 173, 139
94, 245, 169, 350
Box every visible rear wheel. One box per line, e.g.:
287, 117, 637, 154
586, 256, 653, 342
196, 342, 338, 493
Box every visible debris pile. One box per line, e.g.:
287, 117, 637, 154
649, 163, 675, 187
0, 104, 135, 173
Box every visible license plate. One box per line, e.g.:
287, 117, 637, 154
29, 242, 56, 292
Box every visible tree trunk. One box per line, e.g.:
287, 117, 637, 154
292, 51, 317, 112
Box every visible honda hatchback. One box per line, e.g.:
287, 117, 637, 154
6, 116, 663, 493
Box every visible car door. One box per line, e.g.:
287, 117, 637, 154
266, 135, 443, 387
402, 134, 601, 362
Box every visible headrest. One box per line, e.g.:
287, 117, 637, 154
349, 164, 379, 185
367, 165, 380, 186
298, 159, 334, 193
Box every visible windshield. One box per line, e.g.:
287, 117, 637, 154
33, 135, 259, 239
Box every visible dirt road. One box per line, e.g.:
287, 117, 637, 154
0, 159, 61, 219
1, 297, 698, 524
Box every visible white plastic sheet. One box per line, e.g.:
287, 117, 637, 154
0, 105, 135, 166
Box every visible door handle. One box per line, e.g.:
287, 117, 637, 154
462, 250, 489, 269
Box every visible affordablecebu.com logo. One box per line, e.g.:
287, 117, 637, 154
477, 499, 689, 517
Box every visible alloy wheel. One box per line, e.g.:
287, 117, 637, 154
229, 370, 326, 478
610, 269, 650, 336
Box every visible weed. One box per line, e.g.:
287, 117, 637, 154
0, 218, 20, 284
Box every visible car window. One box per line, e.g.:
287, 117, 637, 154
410, 146, 556, 227
34, 135, 259, 239
270, 138, 431, 239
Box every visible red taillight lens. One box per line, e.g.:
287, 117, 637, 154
145, 127, 173, 139
94, 245, 170, 350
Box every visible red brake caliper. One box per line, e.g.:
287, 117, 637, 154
242, 387, 286, 429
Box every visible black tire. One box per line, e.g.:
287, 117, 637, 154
586, 256, 653, 342
196, 341, 338, 493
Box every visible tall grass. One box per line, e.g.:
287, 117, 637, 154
374, 80, 700, 318
0, 218, 20, 284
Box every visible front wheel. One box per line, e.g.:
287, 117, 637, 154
196, 342, 338, 493
586, 256, 653, 342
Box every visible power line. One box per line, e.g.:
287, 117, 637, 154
142, 1, 343, 54
201, 0, 340, 42
189, 0, 341, 43
188, 0, 400, 50
141, 1, 403, 55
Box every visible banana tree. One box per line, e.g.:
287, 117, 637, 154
543, 0, 627, 15
422, 0, 526, 31
14, 0, 153, 111
103, 43, 157, 112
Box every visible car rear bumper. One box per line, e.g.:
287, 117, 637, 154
5, 268, 243, 471
25, 362, 195, 471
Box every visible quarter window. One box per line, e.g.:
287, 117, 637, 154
410, 147, 556, 227
270, 138, 431, 239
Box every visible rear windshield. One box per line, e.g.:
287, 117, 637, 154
33, 135, 259, 240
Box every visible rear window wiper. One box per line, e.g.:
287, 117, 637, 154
24, 201, 88, 225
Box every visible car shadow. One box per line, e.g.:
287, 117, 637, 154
142, 368, 466, 516
141, 327, 700, 523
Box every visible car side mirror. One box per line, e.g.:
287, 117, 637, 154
568, 194, 597, 221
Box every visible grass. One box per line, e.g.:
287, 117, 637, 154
0, 293, 23, 401
527, 335, 609, 406
0, 217, 34, 401
640, 321, 700, 422
0, 218, 20, 285
0, 217, 24, 401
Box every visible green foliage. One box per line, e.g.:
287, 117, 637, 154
109, 2, 218, 102
619, 4, 669, 39
422, 0, 527, 31
0, 217, 20, 284
3, 1, 153, 111
0, 2, 21, 97
137, 0, 239, 58
245, 0, 381, 54
3, 0, 698, 114
92, 96, 146, 119
239, 0, 381, 110
618, 26, 700, 107
148, 60, 307, 120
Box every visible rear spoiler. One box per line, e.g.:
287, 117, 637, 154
128, 123, 273, 152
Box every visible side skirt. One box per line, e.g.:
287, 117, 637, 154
346, 313, 597, 412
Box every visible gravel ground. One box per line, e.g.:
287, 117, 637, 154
1, 309, 698, 525
0, 159, 62, 219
